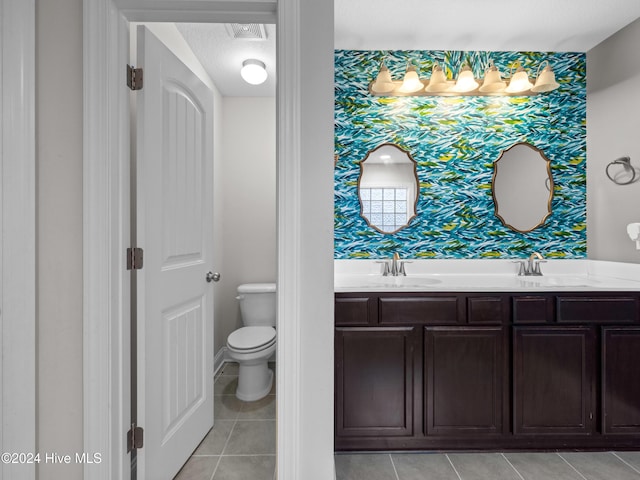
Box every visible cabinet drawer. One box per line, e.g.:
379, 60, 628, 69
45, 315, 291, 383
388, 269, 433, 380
468, 296, 506, 324
379, 296, 460, 324
557, 296, 639, 323
513, 296, 552, 324
335, 296, 374, 326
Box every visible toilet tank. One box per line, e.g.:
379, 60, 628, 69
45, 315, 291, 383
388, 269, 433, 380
237, 283, 276, 327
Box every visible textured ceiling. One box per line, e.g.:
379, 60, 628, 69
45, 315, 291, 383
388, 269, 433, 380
175, 23, 276, 97
335, 0, 640, 52
177, 0, 640, 97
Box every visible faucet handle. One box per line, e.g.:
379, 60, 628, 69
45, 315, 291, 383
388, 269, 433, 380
512, 260, 526, 276
532, 260, 547, 276
376, 260, 391, 276
397, 261, 412, 276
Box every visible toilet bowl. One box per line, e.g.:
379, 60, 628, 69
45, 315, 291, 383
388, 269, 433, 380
226, 283, 276, 401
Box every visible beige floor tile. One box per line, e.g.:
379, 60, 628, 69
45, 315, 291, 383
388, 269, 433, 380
213, 455, 275, 480
173, 456, 218, 480
223, 420, 276, 455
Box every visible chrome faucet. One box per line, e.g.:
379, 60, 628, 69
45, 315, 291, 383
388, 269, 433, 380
514, 252, 546, 276
378, 252, 408, 276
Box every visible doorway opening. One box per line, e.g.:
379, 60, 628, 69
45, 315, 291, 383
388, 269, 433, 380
129, 21, 277, 479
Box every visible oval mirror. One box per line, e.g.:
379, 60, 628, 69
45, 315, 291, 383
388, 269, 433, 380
492, 142, 553, 233
358, 143, 419, 234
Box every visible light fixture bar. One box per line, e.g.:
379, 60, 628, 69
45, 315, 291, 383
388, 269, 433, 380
368, 60, 560, 97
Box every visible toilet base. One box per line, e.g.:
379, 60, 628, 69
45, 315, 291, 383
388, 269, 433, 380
236, 361, 273, 402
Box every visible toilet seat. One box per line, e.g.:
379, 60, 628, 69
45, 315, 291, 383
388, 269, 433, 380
227, 326, 276, 353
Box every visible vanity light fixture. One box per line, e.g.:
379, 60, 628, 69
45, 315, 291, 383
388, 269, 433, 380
453, 64, 479, 93
398, 64, 424, 93
369, 58, 561, 97
479, 60, 506, 93
371, 61, 395, 93
240, 59, 268, 85
505, 63, 533, 93
424, 64, 452, 93
531, 60, 560, 93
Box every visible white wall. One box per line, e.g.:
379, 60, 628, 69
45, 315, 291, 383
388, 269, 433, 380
297, 0, 335, 475
36, 0, 83, 478
218, 97, 276, 354
587, 17, 640, 261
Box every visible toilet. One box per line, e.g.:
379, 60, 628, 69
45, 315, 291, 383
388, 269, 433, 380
226, 283, 276, 401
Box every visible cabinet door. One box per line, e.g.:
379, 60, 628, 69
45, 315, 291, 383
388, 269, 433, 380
602, 327, 640, 434
335, 327, 418, 438
513, 326, 595, 435
424, 327, 506, 435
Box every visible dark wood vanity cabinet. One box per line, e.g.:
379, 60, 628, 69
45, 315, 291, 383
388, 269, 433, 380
335, 327, 418, 440
602, 327, 640, 434
335, 291, 640, 451
513, 326, 596, 435
424, 327, 506, 436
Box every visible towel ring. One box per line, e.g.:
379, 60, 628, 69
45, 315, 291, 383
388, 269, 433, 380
606, 156, 636, 185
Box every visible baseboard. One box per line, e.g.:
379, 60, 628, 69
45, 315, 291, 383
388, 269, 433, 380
214, 347, 227, 375
214, 346, 277, 375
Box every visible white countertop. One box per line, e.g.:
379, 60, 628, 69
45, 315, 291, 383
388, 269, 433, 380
334, 259, 640, 292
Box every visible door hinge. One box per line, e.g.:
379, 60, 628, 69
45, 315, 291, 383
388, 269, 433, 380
127, 423, 144, 452
127, 64, 143, 91
127, 247, 144, 270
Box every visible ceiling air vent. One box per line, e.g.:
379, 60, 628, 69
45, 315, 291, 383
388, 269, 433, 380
225, 23, 267, 41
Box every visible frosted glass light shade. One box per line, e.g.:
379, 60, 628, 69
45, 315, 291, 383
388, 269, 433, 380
425, 64, 451, 92
398, 65, 423, 93
532, 64, 560, 92
371, 64, 395, 93
241, 59, 268, 85
479, 64, 506, 93
506, 66, 533, 93
453, 65, 479, 92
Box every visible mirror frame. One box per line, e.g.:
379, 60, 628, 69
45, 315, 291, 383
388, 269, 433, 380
357, 142, 420, 234
492, 141, 554, 233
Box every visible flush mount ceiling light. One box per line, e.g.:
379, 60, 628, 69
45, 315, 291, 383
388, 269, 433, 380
240, 59, 268, 85
368, 58, 561, 97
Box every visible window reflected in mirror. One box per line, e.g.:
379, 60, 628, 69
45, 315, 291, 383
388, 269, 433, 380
358, 143, 418, 234
492, 142, 553, 233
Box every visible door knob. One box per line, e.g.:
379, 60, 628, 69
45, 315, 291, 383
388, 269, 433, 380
206, 271, 220, 283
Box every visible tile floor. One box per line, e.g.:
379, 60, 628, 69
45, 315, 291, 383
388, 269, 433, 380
175, 364, 640, 480
334, 451, 640, 480
173, 362, 276, 480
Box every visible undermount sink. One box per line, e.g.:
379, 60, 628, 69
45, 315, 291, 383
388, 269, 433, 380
516, 276, 597, 288
369, 275, 442, 287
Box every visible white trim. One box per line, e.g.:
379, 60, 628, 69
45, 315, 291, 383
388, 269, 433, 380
214, 348, 227, 375
83, 2, 131, 479
276, 0, 302, 477
1, 1, 36, 479
83, 2, 284, 480
114, 0, 276, 23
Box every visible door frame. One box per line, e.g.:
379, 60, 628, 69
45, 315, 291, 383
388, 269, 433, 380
83, 1, 334, 479
1, 1, 36, 479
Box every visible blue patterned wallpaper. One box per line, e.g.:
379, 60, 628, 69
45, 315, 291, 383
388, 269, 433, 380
334, 50, 586, 259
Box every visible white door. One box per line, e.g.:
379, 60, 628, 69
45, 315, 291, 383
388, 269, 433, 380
135, 26, 215, 480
